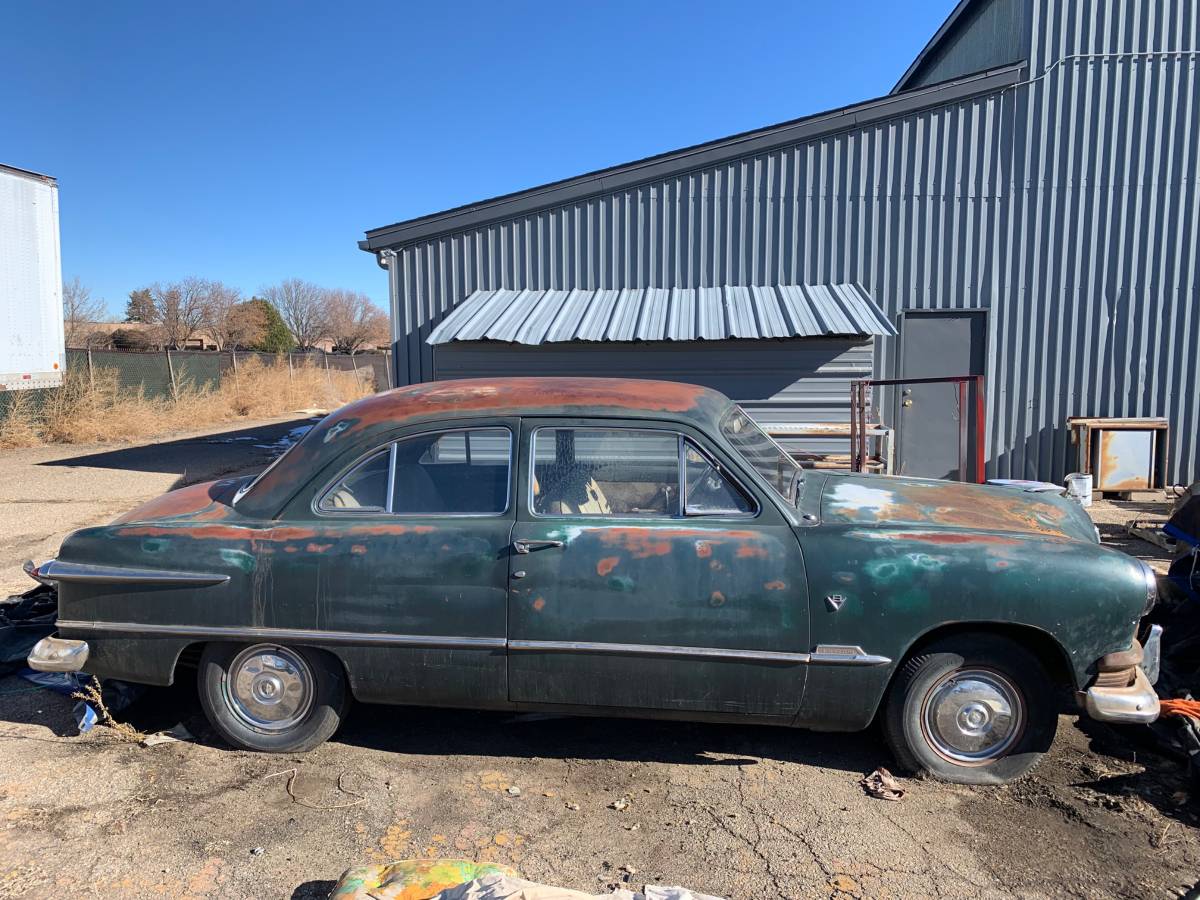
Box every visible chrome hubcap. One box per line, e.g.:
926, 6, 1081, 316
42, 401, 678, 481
226, 645, 313, 733
922, 668, 1024, 764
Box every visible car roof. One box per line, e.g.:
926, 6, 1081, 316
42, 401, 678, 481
235, 377, 732, 518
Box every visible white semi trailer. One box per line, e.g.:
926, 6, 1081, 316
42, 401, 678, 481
0, 163, 64, 391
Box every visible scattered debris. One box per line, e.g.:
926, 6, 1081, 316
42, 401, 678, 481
250, 846, 265, 857
70, 676, 145, 742
330, 862, 730, 900
506, 786, 522, 796
565, 801, 581, 811
263, 768, 366, 810
1126, 518, 1177, 552
609, 797, 629, 811
140, 723, 194, 747
860, 767, 906, 801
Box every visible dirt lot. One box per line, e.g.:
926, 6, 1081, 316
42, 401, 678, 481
0, 428, 1197, 899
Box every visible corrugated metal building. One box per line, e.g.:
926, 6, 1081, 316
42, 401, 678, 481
360, 0, 1199, 483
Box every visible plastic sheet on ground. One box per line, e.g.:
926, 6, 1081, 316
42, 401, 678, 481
1145, 482, 1200, 785
0, 585, 57, 675
329, 861, 726, 900
434, 874, 726, 900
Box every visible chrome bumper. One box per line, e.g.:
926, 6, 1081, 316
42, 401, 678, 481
27, 636, 90, 673
1084, 664, 1160, 724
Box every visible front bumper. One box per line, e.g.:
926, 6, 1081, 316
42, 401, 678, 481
1082, 628, 1162, 725
1084, 664, 1160, 724
27, 636, 90, 673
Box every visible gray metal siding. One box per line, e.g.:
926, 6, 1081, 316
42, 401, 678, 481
904, 0, 1028, 90
433, 338, 873, 457
386, 0, 1199, 484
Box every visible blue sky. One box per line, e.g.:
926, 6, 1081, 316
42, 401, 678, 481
3, 1, 953, 316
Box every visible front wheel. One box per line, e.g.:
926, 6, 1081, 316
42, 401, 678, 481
882, 634, 1058, 785
198, 643, 348, 752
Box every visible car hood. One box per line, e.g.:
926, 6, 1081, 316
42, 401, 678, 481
109, 476, 251, 526
818, 472, 1097, 542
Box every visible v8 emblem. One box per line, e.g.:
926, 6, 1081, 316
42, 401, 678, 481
825, 594, 847, 612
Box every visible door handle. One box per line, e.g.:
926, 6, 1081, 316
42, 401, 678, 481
513, 539, 564, 554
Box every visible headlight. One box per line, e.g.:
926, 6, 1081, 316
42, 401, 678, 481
1138, 560, 1158, 615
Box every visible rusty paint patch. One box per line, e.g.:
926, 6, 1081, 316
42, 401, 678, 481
110, 479, 238, 526
882, 531, 1022, 546
305, 542, 333, 553
596, 556, 620, 576
825, 476, 1080, 539
532, 597, 546, 611
695, 541, 713, 558
764, 580, 787, 590
710, 591, 726, 607
350, 544, 367, 555
736, 545, 769, 559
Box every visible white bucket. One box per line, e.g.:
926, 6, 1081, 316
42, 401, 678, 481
1065, 472, 1093, 507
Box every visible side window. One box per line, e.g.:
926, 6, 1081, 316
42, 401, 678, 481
683, 441, 754, 515
318, 427, 512, 515
318, 448, 391, 511
393, 428, 511, 514
532, 428, 678, 517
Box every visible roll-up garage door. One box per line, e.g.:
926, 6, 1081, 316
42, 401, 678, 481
433, 338, 872, 459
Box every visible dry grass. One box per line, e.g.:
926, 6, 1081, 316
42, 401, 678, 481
0, 356, 373, 449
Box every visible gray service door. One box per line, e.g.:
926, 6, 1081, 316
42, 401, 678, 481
895, 310, 986, 480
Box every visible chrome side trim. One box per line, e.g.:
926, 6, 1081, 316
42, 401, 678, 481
53, 620, 506, 650
509, 639, 810, 664
40, 561, 229, 587
809, 644, 892, 666
52, 621, 892, 667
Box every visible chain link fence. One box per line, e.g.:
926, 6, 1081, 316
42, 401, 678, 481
0, 348, 391, 421
67, 348, 391, 398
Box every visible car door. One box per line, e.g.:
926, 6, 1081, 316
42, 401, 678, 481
507, 418, 809, 718
270, 419, 518, 708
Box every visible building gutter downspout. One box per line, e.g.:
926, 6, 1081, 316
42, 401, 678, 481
375, 249, 406, 389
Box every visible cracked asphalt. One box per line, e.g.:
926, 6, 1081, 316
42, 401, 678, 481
1, 685, 1198, 899
1, 425, 1198, 898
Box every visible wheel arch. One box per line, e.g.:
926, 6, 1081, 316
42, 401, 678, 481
171, 640, 355, 693
882, 621, 1079, 716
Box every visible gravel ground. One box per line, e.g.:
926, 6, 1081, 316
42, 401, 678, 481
0, 430, 1197, 899
0, 416, 318, 595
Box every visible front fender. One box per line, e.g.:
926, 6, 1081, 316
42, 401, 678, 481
794, 526, 1148, 730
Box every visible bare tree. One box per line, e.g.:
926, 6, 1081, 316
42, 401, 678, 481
151, 277, 210, 349
325, 289, 390, 354
202, 283, 266, 350
62, 277, 107, 348
261, 278, 328, 350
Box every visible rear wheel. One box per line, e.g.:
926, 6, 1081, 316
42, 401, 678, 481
882, 634, 1058, 785
197, 643, 348, 752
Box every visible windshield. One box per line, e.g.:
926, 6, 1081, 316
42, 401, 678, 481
720, 407, 803, 503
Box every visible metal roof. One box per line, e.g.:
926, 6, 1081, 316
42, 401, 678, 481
426, 284, 895, 346
360, 64, 1023, 253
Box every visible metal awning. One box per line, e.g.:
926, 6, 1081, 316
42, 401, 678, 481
426, 283, 895, 345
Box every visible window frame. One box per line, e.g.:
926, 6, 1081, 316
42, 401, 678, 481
526, 424, 759, 521
312, 425, 515, 519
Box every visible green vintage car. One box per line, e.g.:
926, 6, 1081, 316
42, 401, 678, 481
28, 378, 1160, 784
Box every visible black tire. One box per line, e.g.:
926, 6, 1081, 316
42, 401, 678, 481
197, 642, 348, 753
882, 634, 1057, 785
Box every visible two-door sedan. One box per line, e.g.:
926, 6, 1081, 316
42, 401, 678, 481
28, 377, 1160, 784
